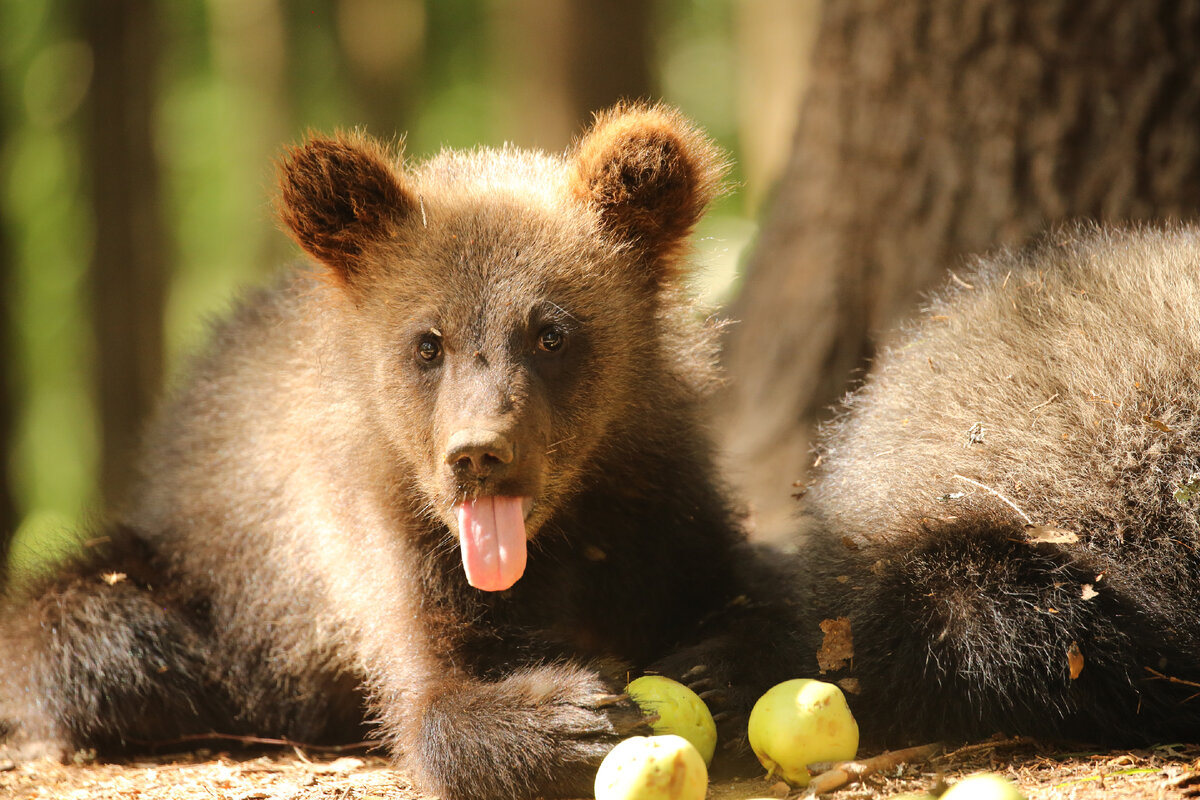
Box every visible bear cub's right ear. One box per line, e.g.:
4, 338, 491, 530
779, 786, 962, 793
277, 131, 415, 285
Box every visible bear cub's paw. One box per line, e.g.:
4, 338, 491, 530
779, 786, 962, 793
411, 663, 651, 800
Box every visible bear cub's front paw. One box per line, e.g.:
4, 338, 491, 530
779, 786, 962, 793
412, 663, 653, 800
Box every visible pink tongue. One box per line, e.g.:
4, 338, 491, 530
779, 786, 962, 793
456, 496, 528, 591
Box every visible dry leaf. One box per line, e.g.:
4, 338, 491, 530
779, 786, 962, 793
1024, 525, 1079, 544
1081, 583, 1098, 600
1067, 641, 1084, 680
817, 617, 854, 673
1174, 474, 1200, 505
1144, 415, 1173, 432
837, 677, 862, 694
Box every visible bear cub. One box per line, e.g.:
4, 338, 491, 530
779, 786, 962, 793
798, 225, 1200, 746
0, 105, 801, 800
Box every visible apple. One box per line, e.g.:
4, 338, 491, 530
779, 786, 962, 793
625, 675, 717, 765
747, 678, 859, 786
940, 773, 1026, 800
593, 734, 708, 800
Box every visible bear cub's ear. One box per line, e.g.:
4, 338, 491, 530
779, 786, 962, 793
571, 103, 727, 282
277, 131, 415, 285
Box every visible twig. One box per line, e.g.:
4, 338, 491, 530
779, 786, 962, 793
1028, 393, 1060, 414
128, 732, 378, 754
933, 735, 1031, 763
952, 474, 1034, 526
1145, 666, 1200, 690
805, 742, 943, 795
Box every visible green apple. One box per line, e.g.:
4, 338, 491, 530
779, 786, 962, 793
940, 773, 1026, 800
594, 734, 708, 800
625, 676, 717, 766
747, 678, 859, 786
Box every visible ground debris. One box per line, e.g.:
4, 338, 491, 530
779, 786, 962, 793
0, 752, 415, 800
2, 743, 1199, 800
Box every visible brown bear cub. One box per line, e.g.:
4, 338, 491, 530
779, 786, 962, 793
797, 225, 1200, 746
0, 105, 802, 800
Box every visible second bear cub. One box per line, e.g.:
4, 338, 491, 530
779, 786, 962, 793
798, 225, 1200, 746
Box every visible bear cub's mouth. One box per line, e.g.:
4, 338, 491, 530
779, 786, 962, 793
454, 496, 535, 592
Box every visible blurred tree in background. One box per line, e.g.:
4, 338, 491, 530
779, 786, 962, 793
84, 0, 168, 506
0, 72, 13, 549
0, 0, 816, 575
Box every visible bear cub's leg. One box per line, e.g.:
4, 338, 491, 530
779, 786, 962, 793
0, 534, 222, 759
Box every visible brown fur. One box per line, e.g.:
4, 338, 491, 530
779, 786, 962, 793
570, 103, 727, 280
0, 105, 803, 800
795, 223, 1200, 744
276, 131, 414, 284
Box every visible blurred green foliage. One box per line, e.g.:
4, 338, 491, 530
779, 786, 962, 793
1, 0, 765, 574
2, 0, 97, 572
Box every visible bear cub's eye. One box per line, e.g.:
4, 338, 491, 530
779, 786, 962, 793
416, 334, 443, 363
537, 325, 566, 353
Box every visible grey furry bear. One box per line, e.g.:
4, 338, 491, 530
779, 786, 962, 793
800, 224, 1200, 745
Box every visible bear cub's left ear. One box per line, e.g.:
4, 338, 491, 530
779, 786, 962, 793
570, 103, 727, 284
276, 131, 416, 286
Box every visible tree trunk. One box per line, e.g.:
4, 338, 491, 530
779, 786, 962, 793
82, 0, 167, 506
335, 0, 424, 138
492, 0, 577, 149
722, 0, 1200, 541
492, 0, 654, 149
0, 102, 15, 561
565, 0, 654, 125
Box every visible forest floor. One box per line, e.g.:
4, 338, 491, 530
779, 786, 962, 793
3, 737, 1199, 800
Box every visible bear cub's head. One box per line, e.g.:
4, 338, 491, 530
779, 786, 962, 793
276, 104, 724, 591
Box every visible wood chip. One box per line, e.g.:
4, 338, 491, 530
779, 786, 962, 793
1024, 525, 1080, 545
816, 617, 854, 673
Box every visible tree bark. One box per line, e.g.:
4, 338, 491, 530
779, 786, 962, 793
82, 0, 168, 506
722, 1, 1200, 540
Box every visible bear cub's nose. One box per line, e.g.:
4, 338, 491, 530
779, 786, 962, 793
445, 428, 515, 477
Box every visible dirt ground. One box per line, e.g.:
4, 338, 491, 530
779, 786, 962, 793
3, 738, 1199, 800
